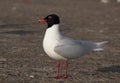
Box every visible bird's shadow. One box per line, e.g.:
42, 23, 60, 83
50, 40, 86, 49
97, 65, 120, 73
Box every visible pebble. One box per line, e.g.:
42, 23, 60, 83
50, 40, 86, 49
101, 0, 109, 3
29, 75, 34, 78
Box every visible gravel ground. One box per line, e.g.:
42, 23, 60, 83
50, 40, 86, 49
0, 0, 120, 83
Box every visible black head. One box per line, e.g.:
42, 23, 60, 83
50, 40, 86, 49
38, 14, 60, 28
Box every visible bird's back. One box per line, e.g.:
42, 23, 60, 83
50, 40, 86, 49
54, 36, 97, 59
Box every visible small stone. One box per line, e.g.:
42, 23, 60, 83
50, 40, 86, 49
101, 0, 109, 3
29, 75, 34, 78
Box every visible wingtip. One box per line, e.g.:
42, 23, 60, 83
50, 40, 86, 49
93, 41, 109, 51
96, 41, 109, 47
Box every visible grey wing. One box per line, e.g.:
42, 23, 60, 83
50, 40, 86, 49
54, 38, 96, 59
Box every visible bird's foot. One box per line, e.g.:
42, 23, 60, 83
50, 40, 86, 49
49, 75, 67, 79
61, 74, 67, 79
49, 75, 61, 79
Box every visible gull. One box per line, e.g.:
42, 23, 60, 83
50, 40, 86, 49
38, 14, 108, 79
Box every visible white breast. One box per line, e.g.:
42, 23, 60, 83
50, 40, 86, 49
43, 24, 67, 60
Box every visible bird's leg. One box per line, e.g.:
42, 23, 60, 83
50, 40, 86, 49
49, 60, 61, 78
62, 60, 68, 79
55, 60, 61, 77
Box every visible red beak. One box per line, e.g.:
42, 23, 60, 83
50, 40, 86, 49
38, 19, 46, 23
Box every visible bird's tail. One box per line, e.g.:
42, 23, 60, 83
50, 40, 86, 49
93, 41, 108, 51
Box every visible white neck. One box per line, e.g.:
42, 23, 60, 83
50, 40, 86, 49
45, 24, 62, 40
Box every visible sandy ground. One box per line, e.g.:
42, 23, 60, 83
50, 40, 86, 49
0, 0, 120, 83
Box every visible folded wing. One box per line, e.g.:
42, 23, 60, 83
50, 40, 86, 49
54, 37, 97, 59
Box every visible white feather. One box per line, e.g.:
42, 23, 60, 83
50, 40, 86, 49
94, 41, 108, 51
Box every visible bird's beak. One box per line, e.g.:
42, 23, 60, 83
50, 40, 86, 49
38, 19, 46, 23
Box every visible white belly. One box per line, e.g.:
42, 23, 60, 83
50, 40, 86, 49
43, 26, 67, 60
43, 39, 66, 60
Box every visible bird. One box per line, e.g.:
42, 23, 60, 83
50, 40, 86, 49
38, 14, 108, 79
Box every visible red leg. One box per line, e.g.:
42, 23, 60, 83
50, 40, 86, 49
56, 60, 61, 77
62, 61, 68, 79
49, 60, 61, 79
